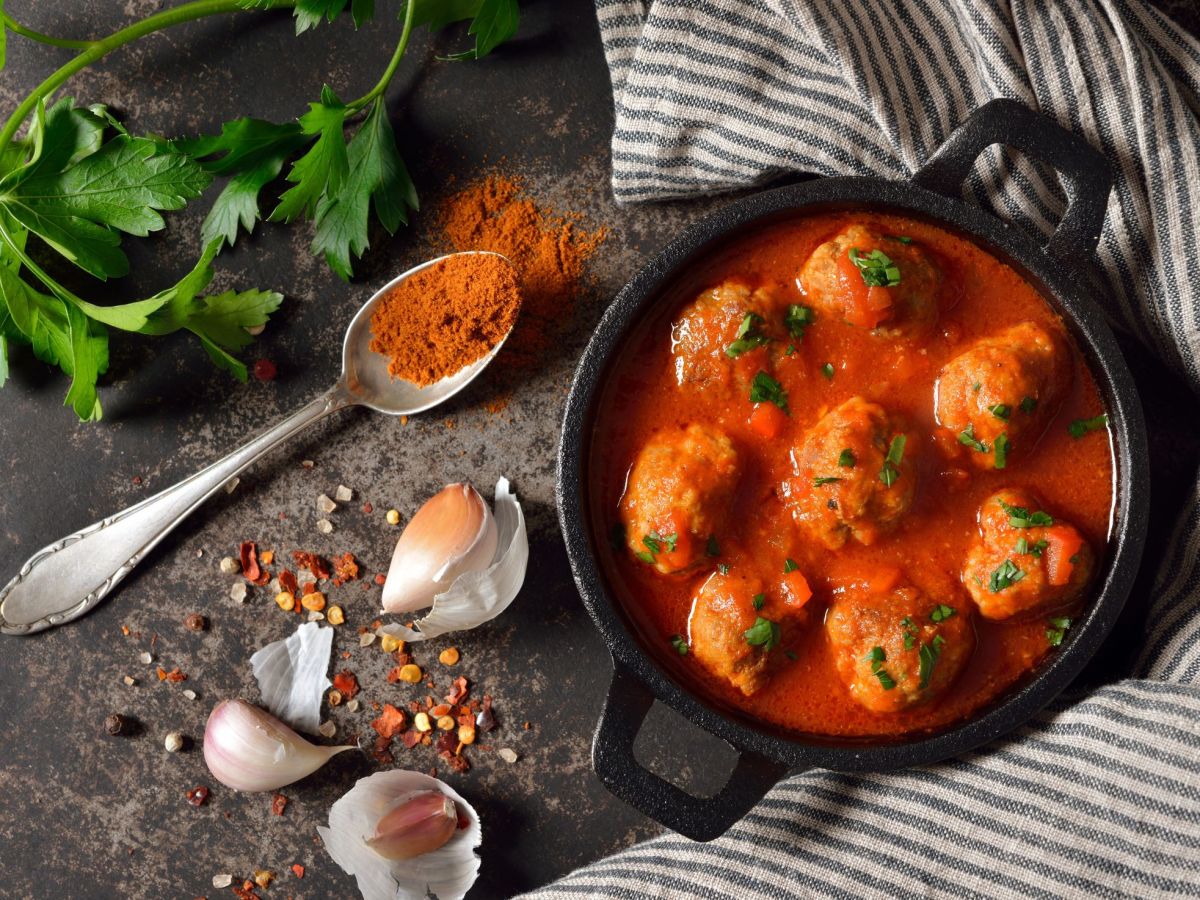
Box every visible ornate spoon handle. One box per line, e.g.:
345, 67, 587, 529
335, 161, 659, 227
0, 384, 353, 635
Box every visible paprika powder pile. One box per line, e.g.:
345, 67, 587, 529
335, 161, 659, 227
369, 253, 522, 386
437, 174, 607, 376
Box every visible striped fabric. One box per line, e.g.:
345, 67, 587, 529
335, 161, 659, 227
527, 1, 1200, 897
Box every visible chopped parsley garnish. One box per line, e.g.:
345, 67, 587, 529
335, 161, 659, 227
1016, 537, 1048, 557
786, 344, 796, 355
1046, 616, 1072, 647
994, 432, 1010, 469
670, 634, 688, 655
886, 235, 913, 244
972, 382, 982, 392
725, 312, 770, 358
866, 646, 896, 690
785, 304, 816, 339
1020, 396, 1038, 414
930, 604, 956, 623
644, 531, 678, 554
821, 362, 835, 380
635, 550, 654, 565
752, 593, 766, 610
957, 422, 988, 453
879, 434, 906, 488
900, 616, 918, 650
749, 371, 789, 411
848, 247, 901, 287
784, 558, 800, 573
838, 448, 857, 468
998, 500, 1054, 528
785, 650, 798, 661
988, 403, 1011, 420
706, 535, 720, 557
744, 616, 781, 652
717, 563, 731, 575
814, 476, 842, 487
989, 558, 1026, 592
1068, 414, 1109, 439
918, 634, 946, 690
608, 523, 626, 552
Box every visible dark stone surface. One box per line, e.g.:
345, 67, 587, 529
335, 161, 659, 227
1, 2, 1198, 899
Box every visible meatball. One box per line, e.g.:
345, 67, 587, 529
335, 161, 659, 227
671, 279, 782, 393
934, 322, 1071, 470
687, 568, 808, 695
826, 584, 975, 713
620, 424, 740, 574
783, 396, 916, 549
799, 224, 940, 338
962, 489, 1094, 620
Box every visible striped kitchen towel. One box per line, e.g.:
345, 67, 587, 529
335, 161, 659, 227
528, 1, 1200, 897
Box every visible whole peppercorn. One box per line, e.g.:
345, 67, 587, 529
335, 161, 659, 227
105, 713, 127, 736
184, 613, 207, 632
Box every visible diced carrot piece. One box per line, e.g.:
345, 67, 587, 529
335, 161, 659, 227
748, 401, 788, 440
863, 566, 903, 595
781, 570, 813, 609
1044, 525, 1085, 586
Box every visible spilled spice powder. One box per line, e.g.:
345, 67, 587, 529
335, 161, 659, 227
369, 253, 521, 386
437, 174, 607, 381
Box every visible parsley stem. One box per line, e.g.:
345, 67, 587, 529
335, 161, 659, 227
346, 0, 417, 113
1, 13, 98, 50
0, 0, 298, 155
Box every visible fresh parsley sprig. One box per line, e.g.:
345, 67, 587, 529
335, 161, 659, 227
0, 0, 520, 420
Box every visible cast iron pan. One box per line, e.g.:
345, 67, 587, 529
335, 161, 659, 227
556, 99, 1149, 842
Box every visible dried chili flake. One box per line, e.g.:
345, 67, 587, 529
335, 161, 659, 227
456, 710, 475, 729
430, 703, 452, 717
292, 551, 331, 581
157, 666, 187, 683
233, 880, 261, 900
372, 704, 407, 739
332, 670, 359, 699
332, 552, 360, 586
478, 695, 498, 732
300, 581, 317, 596
240, 542, 262, 583
401, 729, 422, 749
362, 502, 374, 514
372, 734, 395, 765
271, 793, 288, 816
435, 731, 458, 755
121, 625, 130, 636
278, 570, 299, 596
291, 864, 305, 879
186, 786, 210, 807
386, 667, 405, 684
373, 574, 387, 586
446, 676, 469, 705
442, 752, 470, 774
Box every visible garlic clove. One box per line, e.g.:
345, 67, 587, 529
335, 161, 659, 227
202, 699, 355, 793
365, 791, 459, 860
380, 477, 527, 644
382, 483, 498, 615
319, 770, 481, 900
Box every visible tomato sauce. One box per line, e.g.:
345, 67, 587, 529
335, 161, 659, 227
590, 211, 1115, 740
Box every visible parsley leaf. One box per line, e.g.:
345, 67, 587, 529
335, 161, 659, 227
269, 86, 349, 224
1046, 616, 1072, 647
1019, 396, 1038, 414
813, 476, 841, 486
866, 646, 896, 689
918, 634, 946, 690
744, 616, 781, 652
439, 0, 522, 61
900, 616, 918, 650
838, 448, 856, 468
784, 304, 815, 339
989, 558, 1025, 593
930, 604, 956, 623
994, 432, 1010, 469
725, 311, 769, 358
879, 434, 906, 487
1068, 414, 1109, 438
998, 499, 1054, 529
848, 247, 900, 286
752, 593, 766, 610
670, 634, 688, 656
749, 371, 788, 411
957, 422, 988, 453
312, 97, 418, 280
784, 558, 799, 573
820, 362, 834, 380
988, 403, 1011, 420
706, 535, 720, 557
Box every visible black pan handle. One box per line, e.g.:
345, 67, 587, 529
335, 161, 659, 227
911, 98, 1113, 261
591, 659, 791, 842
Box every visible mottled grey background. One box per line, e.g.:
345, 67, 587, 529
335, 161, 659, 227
1, 2, 1198, 899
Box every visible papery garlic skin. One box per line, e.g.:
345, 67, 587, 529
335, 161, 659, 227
382, 483, 498, 615
319, 770, 481, 900
366, 791, 459, 860
203, 699, 354, 793
250, 621, 334, 736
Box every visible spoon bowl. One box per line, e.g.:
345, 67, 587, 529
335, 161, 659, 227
342, 251, 516, 415
0, 250, 519, 634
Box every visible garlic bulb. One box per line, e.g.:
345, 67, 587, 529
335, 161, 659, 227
366, 791, 459, 860
202, 699, 354, 792
382, 483, 498, 615
319, 770, 481, 900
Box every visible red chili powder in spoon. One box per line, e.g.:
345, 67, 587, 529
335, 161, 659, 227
368, 253, 522, 386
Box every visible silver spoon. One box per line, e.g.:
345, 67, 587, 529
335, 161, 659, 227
0, 251, 515, 635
